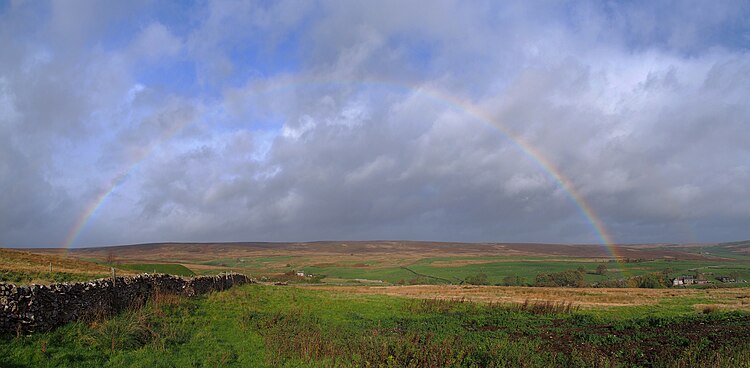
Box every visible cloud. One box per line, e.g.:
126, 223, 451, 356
130, 23, 183, 61
1, 1, 749, 247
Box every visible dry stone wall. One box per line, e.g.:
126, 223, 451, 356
0, 273, 252, 335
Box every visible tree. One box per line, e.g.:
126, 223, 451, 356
535, 270, 586, 287
105, 251, 116, 265
502, 275, 524, 286
635, 273, 666, 288
596, 264, 608, 275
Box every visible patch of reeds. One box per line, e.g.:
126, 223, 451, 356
407, 297, 468, 314
493, 299, 580, 315
701, 305, 719, 314
78, 291, 189, 353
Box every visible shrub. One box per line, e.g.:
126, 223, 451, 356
629, 273, 668, 288
465, 273, 489, 285
535, 270, 586, 287
501, 275, 525, 286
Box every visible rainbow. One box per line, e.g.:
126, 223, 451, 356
62, 76, 621, 261
62, 110, 192, 251
404, 83, 621, 259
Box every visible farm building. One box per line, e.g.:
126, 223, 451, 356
672, 275, 710, 286
671, 276, 695, 286
716, 276, 736, 283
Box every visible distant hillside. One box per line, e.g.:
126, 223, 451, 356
720, 240, 750, 255
27, 240, 732, 263
627, 241, 750, 259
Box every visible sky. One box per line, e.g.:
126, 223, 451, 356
1, 0, 750, 248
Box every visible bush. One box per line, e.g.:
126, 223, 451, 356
596, 264, 608, 275
501, 275, 525, 286
465, 273, 489, 285
535, 270, 586, 287
629, 273, 667, 288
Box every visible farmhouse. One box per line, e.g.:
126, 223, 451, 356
671, 275, 695, 286
716, 276, 736, 283
672, 274, 713, 286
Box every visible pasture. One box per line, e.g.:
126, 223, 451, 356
117, 263, 196, 276
2, 242, 749, 366
10, 241, 750, 287
2, 284, 749, 367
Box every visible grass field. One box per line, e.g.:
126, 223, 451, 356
206, 255, 750, 287
13, 241, 747, 288
2, 284, 750, 367
302, 285, 750, 313
3, 243, 749, 366
0, 248, 136, 284
117, 264, 196, 276
9, 241, 750, 287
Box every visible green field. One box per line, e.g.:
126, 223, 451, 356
408, 258, 750, 285
117, 264, 195, 276
2, 284, 749, 367
220, 255, 750, 287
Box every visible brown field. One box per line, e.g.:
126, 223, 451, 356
25, 240, 731, 264
0, 248, 136, 277
302, 284, 750, 310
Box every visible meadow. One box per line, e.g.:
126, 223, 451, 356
2, 284, 750, 367
186, 253, 750, 289
21, 241, 750, 288
2, 242, 750, 367
117, 263, 195, 277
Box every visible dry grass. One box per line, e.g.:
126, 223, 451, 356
301, 285, 750, 310
507, 299, 579, 314
0, 248, 138, 284
0, 248, 120, 274
177, 263, 217, 271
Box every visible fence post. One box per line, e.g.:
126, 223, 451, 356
111, 267, 116, 287
49, 262, 52, 273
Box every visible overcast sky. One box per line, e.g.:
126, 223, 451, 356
1, 0, 749, 247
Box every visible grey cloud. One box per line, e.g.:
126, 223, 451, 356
2, 1, 750, 247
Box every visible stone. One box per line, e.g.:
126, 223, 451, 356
1, 273, 252, 335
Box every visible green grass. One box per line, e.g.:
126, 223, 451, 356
117, 264, 195, 276
2, 285, 749, 367
247, 256, 750, 286
410, 258, 750, 284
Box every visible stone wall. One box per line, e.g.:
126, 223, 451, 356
0, 273, 252, 335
